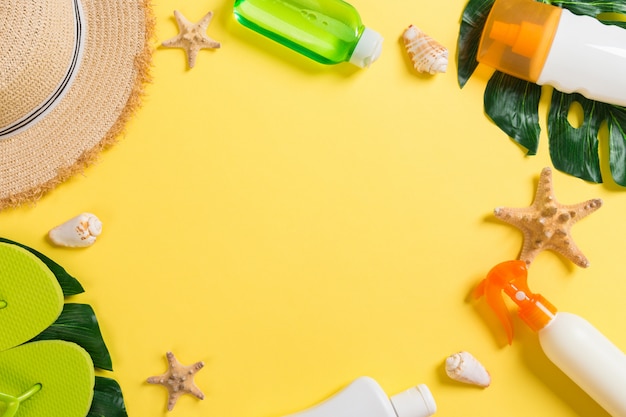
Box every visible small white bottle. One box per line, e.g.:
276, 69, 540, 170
282, 377, 436, 417
478, 261, 626, 417
477, 0, 626, 106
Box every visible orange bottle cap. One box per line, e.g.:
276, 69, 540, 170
489, 21, 544, 58
475, 260, 557, 344
476, 0, 562, 82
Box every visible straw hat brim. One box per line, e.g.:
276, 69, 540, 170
0, 0, 154, 210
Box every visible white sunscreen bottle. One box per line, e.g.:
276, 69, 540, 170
477, 0, 626, 106
282, 377, 436, 417
477, 260, 626, 417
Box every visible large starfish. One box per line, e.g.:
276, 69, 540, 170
162, 10, 221, 68
147, 352, 205, 411
494, 167, 602, 268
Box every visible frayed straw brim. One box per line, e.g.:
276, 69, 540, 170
0, 0, 154, 210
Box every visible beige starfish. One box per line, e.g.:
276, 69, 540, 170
494, 167, 602, 268
147, 351, 205, 411
162, 10, 221, 68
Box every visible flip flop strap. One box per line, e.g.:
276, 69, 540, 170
0, 384, 41, 417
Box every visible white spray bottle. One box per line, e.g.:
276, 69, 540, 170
476, 260, 626, 417
281, 377, 436, 417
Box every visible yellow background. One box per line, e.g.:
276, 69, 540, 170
2, 0, 625, 416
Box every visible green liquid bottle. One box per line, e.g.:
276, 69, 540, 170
233, 0, 383, 67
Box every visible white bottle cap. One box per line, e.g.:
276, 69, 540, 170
389, 385, 437, 417
349, 27, 383, 68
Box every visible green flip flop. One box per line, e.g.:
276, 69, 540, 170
0, 243, 64, 352
0, 242, 96, 417
0, 340, 95, 417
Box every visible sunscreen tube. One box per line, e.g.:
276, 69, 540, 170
477, 0, 626, 106
282, 377, 436, 417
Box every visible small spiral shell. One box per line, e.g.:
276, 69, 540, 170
403, 25, 448, 75
445, 351, 491, 387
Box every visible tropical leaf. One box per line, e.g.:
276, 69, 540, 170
87, 377, 128, 417
607, 105, 626, 185
547, 91, 603, 183
547, 92, 626, 184
457, 0, 494, 87
0, 237, 84, 296
457, 0, 626, 184
485, 72, 542, 154
30, 303, 113, 371
550, 0, 626, 16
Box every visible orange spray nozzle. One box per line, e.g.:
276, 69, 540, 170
475, 260, 557, 344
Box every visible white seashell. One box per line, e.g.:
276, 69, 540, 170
48, 213, 103, 248
445, 351, 491, 387
402, 25, 448, 74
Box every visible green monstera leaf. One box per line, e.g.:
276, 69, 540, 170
484, 71, 542, 154
458, 0, 626, 185
31, 303, 113, 371
457, 0, 494, 88
0, 240, 127, 417
87, 377, 128, 417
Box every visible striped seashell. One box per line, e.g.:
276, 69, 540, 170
403, 25, 448, 74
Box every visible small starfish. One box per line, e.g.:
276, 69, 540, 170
162, 10, 221, 68
494, 167, 602, 268
147, 352, 205, 411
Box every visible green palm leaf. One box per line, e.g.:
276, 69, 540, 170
485, 72, 542, 154
87, 377, 128, 417
457, 0, 626, 185
547, 92, 602, 183
30, 303, 113, 371
607, 105, 626, 185
550, 0, 626, 16
457, 0, 494, 87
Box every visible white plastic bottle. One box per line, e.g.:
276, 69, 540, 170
282, 377, 436, 417
540, 312, 626, 416
477, 260, 626, 417
477, 0, 626, 106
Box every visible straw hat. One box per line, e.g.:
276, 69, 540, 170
0, 0, 154, 210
